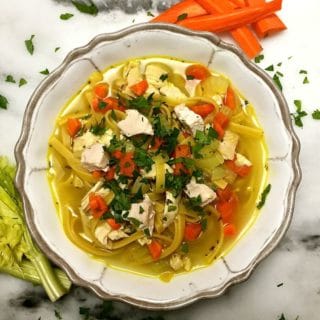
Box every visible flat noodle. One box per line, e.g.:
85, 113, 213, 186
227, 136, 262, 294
229, 122, 264, 138
108, 231, 144, 250
155, 158, 165, 194
105, 109, 126, 136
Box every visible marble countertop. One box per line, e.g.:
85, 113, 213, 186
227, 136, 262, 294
0, 0, 319, 319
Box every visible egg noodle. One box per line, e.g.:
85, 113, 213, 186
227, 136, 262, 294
47, 56, 268, 280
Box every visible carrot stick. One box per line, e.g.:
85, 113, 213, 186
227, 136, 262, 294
228, 0, 246, 8
195, 0, 262, 59
246, 0, 286, 38
177, 0, 282, 33
151, 0, 207, 24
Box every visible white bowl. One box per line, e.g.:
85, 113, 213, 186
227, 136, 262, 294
15, 23, 301, 310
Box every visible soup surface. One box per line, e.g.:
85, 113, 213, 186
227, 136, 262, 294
47, 56, 268, 280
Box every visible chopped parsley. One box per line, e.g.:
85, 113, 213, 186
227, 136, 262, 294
134, 148, 154, 172
278, 314, 286, 320
276, 71, 284, 77
187, 195, 204, 214
291, 100, 308, 127
299, 70, 307, 74
144, 228, 151, 236
139, 206, 144, 214
277, 282, 284, 287
5, 75, 16, 83
127, 95, 152, 114
105, 135, 124, 153
55, 47, 60, 52
181, 242, 189, 253
303, 76, 309, 84
312, 109, 320, 120
273, 73, 283, 91
0, 94, 8, 110
165, 172, 190, 197
129, 217, 142, 228
201, 218, 208, 231
54, 309, 62, 319
159, 73, 168, 81
147, 11, 155, 17
19, 78, 27, 87
40, 68, 50, 75
265, 65, 274, 72
98, 100, 107, 110
90, 118, 106, 135
192, 127, 218, 158
25, 35, 35, 55
257, 184, 271, 209
186, 75, 195, 80
71, 0, 98, 16
79, 306, 90, 319
177, 13, 188, 21
277, 62, 282, 67
168, 205, 177, 212
60, 13, 74, 20
254, 54, 264, 63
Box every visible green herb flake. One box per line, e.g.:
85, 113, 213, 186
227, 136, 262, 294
147, 11, 155, 17
201, 218, 207, 231
277, 282, 284, 287
159, 73, 168, 81
276, 71, 284, 77
254, 54, 264, 63
25, 34, 35, 55
312, 109, 320, 120
0, 94, 8, 110
55, 47, 60, 52
257, 184, 271, 209
303, 76, 309, 84
19, 78, 27, 87
144, 228, 151, 237
273, 73, 283, 91
265, 65, 274, 72
79, 306, 90, 319
292, 100, 308, 127
90, 118, 106, 136
60, 13, 74, 20
139, 206, 144, 214
177, 13, 188, 21
186, 74, 195, 80
71, 0, 98, 16
299, 69, 307, 74
277, 62, 282, 67
54, 309, 62, 319
181, 242, 189, 254
40, 68, 50, 75
5, 75, 16, 83
98, 100, 107, 110
278, 314, 286, 320
168, 205, 177, 212
134, 148, 154, 172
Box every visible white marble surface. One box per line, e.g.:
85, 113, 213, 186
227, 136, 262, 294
0, 0, 319, 319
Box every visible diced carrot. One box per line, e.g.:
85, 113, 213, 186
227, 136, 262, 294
92, 170, 104, 179
119, 152, 136, 177
91, 96, 100, 112
228, 0, 246, 8
101, 97, 120, 113
195, 0, 262, 59
184, 222, 202, 241
150, 137, 164, 151
178, 0, 282, 33
151, 0, 207, 23
105, 166, 116, 181
213, 112, 229, 139
225, 159, 252, 177
185, 64, 210, 80
189, 103, 215, 118
67, 118, 81, 137
112, 150, 123, 160
173, 144, 191, 175
130, 80, 149, 96
148, 240, 163, 260
107, 218, 121, 230
94, 83, 109, 99
224, 223, 237, 236
216, 188, 238, 223
225, 86, 236, 110
246, 0, 286, 38
89, 193, 108, 219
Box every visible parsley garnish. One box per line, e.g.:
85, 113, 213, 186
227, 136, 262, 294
186, 75, 195, 80
0, 94, 8, 110
5, 75, 16, 83
127, 95, 152, 113
312, 109, 320, 120
187, 196, 204, 214
273, 73, 283, 91
159, 73, 168, 81
54, 309, 62, 319
60, 13, 74, 20
71, 0, 98, 16
254, 54, 264, 63
144, 228, 151, 237
277, 62, 282, 67
177, 13, 188, 21
278, 314, 286, 320
299, 70, 307, 74
192, 169, 204, 183
257, 184, 271, 209
79, 306, 90, 319
168, 205, 177, 212
181, 242, 189, 253
98, 100, 107, 110
303, 76, 309, 84
19, 78, 27, 87
201, 218, 207, 231
147, 11, 155, 17
291, 100, 308, 127
40, 68, 50, 75
277, 282, 284, 287
129, 217, 142, 228
55, 47, 60, 52
90, 118, 106, 135
25, 35, 35, 55
105, 135, 124, 153
134, 148, 154, 172
276, 71, 284, 77
192, 128, 218, 158
265, 65, 274, 72
165, 173, 191, 197
139, 206, 144, 214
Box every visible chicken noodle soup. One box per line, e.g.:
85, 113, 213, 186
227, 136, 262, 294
47, 56, 268, 280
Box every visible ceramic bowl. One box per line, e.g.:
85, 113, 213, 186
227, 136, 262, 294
15, 23, 301, 310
